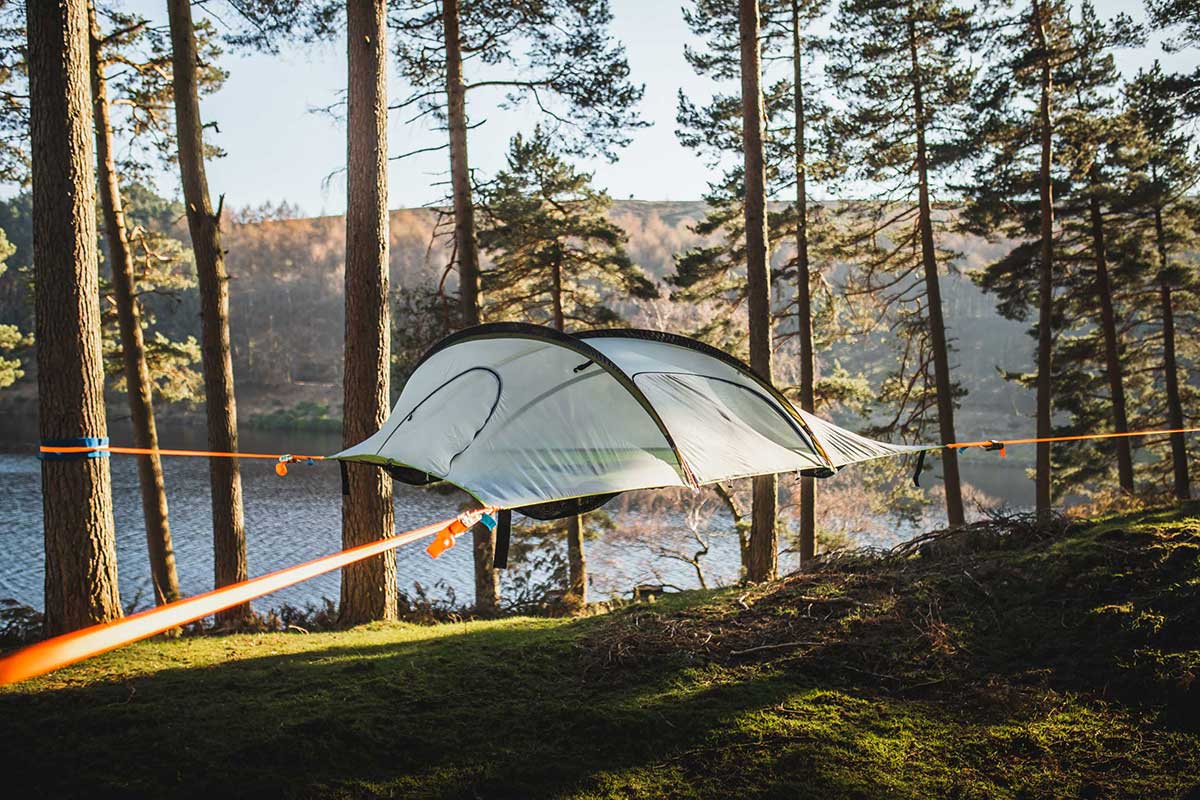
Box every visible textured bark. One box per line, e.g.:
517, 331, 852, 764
739, 0, 777, 582
550, 268, 586, 605
908, 10, 964, 526
791, 0, 815, 565
28, 0, 122, 635
1086, 181, 1134, 493
166, 0, 249, 624
88, 4, 180, 606
1032, 0, 1055, 520
443, 0, 481, 327
340, 0, 397, 625
551, 258, 566, 333
1153, 201, 1190, 500
442, 0, 499, 613
565, 514, 587, 606
471, 522, 499, 615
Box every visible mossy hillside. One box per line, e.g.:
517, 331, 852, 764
1, 505, 1198, 799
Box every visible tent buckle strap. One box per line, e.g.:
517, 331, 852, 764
799, 467, 837, 479
274, 454, 316, 476
493, 509, 511, 570
983, 440, 1007, 458
912, 449, 927, 487
426, 509, 494, 560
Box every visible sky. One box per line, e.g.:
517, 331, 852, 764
120, 0, 1192, 217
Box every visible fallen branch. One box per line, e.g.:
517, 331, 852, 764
730, 640, 819, 656
793, 595, 875, 607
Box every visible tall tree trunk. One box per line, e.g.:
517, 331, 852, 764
1153, 199, 1190, 500
907, 10, 964, 527
166, 0, 249, 625
28, 0, 122, 635
442, 0, 499, 613
739, 0, 777, 582
1085, 176, 1134, 493
341, 0, 397, 625
550, 257, 586, 605
88, 4, 180, 607
565, 514, 586, 606
551, 256, 566, 333
1032, 0, 1055, 520
791, 0, 816, 566
444, 0, 481, 327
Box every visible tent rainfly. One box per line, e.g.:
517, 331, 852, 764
335, 323, 929, 519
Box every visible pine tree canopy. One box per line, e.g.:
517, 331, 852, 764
478, 128, 656, 331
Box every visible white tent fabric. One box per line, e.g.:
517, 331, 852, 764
334, 324, 930, 510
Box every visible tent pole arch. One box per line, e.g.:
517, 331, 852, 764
344, 321, 701, 496
576, 328, 838, 469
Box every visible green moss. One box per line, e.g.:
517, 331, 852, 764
2, 507, 1199, 798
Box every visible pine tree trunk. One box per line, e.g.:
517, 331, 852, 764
166, 0, 249, 625
739, 0, 777, 582
551, 256, 566, 333
1153, 202, 1190, 500
550, 258, 586, 605
28, 0, 122, 635
565, 514, 587, 607
442, 0, 499, 613
444, 0, 481, 327
88, 4, 180, 607
1086, 182, 1134, 493
340, 0, 397, 625
791, 0, 816, 566
1032, 0, 1055, 520
908, 11, 964, 527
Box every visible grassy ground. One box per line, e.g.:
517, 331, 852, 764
2, 504, 1199, 799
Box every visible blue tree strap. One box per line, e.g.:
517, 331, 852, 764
39, 436, 110, 461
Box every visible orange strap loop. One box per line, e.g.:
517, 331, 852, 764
0, 508, 492, 686
946, 426, 1200, 451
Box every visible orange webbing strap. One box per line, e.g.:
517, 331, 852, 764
38, 444, 327, 461
945, 426, 1200, 457
0, 509, 491, 686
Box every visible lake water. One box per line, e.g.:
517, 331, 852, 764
0, 415, 1035, 613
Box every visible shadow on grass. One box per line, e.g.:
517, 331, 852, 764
3, 504, 1200, 799
0, 615, 1013, 799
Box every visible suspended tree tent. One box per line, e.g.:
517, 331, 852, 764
335, 323, 929, 518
